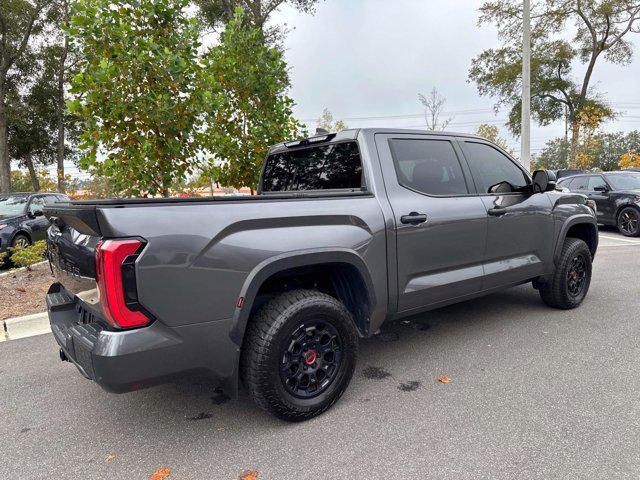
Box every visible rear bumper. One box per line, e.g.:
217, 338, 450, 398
46, 283, 239, 395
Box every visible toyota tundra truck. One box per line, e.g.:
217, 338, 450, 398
44, 128, 598, 421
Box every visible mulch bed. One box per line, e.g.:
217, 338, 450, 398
0, 262, 54, 320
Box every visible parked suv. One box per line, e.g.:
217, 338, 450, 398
0, 192, 69, 259
45, 129, 598, 421
557, 171, 640, 236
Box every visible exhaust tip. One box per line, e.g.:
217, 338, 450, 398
59, 348, 68, 362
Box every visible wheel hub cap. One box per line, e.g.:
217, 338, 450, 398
280, 320, 342, 399
304, 350, 317, 365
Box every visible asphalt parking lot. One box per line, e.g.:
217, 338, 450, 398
1, 230, 639, 480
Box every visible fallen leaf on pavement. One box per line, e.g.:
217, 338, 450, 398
239, 471, 259, 480
105, 454, 116, 462
16, 287, 26, 293
438, 376, 452, 383
150, 467, 170, 480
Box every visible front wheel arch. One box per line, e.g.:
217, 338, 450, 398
10, 231, 32, 247
554, 216, 598, 265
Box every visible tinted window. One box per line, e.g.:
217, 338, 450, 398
587, 176, 607, 191
389, 139, 468, 195
571, 176, 588, 190
605, 173, 640, 190
262, 142, 362, 192
0, 195, 27, 218
463, 142, 529, 193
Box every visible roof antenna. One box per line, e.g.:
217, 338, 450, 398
315, 128, 330, 135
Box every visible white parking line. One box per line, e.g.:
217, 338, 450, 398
599, 234, 640, 244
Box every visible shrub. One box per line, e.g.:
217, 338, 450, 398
9, 240, 47, 270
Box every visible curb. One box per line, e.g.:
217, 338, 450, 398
0, 261, 48, 278
1, 311, 50, 341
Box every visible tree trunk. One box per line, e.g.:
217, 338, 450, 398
25, 153, 40, 191
0, 80, 10, 194
56, 35, 69, 193
569, 120, 581, 168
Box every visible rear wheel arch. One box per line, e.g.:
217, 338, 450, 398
230, 250, 376, 346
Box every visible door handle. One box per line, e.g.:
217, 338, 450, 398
401, 212, 428, 225
487, 207, 507, 217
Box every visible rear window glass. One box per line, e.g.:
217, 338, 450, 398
389, 139, 469, 196
261, 142, 363, 192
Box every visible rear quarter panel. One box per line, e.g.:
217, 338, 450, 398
97, 196, 388, 336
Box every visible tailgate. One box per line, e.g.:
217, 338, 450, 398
47, 223, 99, 294
44, 203, 102, 306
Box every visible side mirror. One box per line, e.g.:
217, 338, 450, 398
594, 185, 609, 192
532, 170, 557, 193
488, 181, 515, 194
31, 210, 44, 217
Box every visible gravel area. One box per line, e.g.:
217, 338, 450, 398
0, 262, 53, 320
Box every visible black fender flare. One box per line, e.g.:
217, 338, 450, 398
228, 248, 377, 346
554, 214, 598, 265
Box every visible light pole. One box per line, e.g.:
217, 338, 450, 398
521, 0, 531, 171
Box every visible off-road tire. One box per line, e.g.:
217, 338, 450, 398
241, 289, 358, 422
539, 238, 592, 309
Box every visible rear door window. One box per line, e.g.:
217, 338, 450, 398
587, 176, 607, 191
388, 139, 469, 196
572, 177, 588, 190
261, 142, 363, 192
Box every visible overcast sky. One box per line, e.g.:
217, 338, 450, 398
275, 0, 640, 155
48, 0, 640, 180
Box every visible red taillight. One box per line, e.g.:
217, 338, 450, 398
95, 239, 150, 329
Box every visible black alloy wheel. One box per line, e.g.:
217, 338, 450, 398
618, 207, 640, 237
280, 320, 343, 399
566, 253, 588, 298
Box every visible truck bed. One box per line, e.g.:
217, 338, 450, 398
45, 190, 371, 236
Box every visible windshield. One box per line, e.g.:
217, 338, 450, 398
605, 173, 640, 190
0, 196, 27, 218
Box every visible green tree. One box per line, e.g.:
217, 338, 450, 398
533, 138, 572, 170
73, 175, 116, 199
68, 0, 215, 197
317, 108, 348, 132
469, 1, 640, 165
206, 10, 305, 193
195, 0, 321, 39
534, 130, 640, 171
0, 0, 50, 193
475, 123, 514, 155
7, 43, 63, 191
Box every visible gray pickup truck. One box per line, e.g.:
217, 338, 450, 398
44, 128, 598, 421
